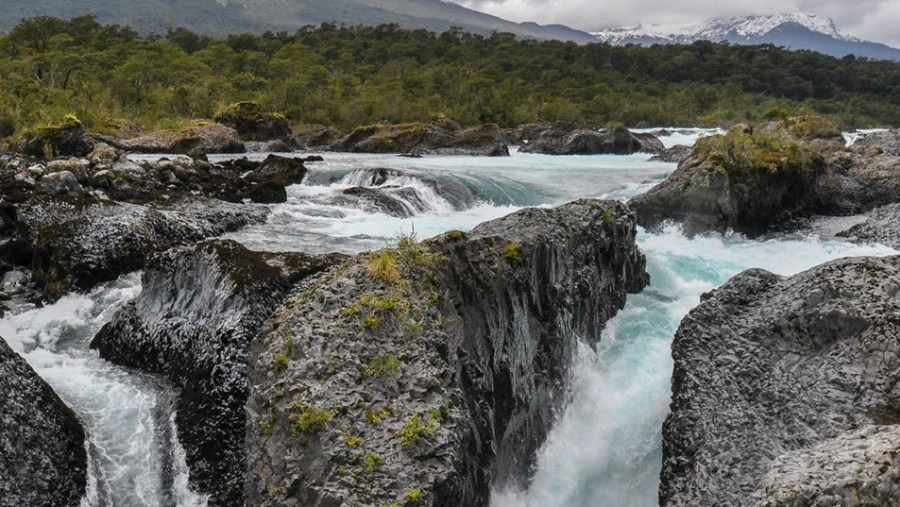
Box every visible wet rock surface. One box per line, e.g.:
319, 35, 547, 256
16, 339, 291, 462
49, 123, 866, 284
245, 199, 648, 507
837, 203, 900, 248
91, 240, 346, 506
0, 336, 87, 507
519, 126, 665, 155
332, 121, 510, 156
661, 256, 900, 506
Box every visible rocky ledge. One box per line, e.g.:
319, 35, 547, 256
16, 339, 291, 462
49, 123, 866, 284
91, 240, 346, 506
246, 199, 648, 507
630, 117, 900, 237
0, 336, 87, 507
661, 256, 900, 506
331, 120, 510, 156
518, 125, 665, 155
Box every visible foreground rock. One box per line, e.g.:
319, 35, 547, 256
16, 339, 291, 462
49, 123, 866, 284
246, 199, 648, 506
519, 125, 665, 155
630, 118, 900, 237
332, 121, 509, 156
661, 256, 900, 506
108, 123, 245, 155
0, 336, 87, 506
91, 240, 345, 506
17, 198, 268, 299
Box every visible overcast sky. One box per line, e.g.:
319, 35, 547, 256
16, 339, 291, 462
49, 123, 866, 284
454, 0, 900, 47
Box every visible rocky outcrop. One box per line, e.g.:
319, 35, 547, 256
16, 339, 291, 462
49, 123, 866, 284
630, 119, 900, 237
110, 123, 245, 155
16, 198, 268, 299
854, 129, 900, 156
285, 124, 343, 150
0, 336, 87, 507
340, 186, 429, 217
332, 121, 509, 156
661, 256, 900, 506
91, 240, 346, 506
650, 144, 694, 163
243, 154, 308, 187
519, 126, 665, 155
246, 199, 649, 507
12, 116, 94, 159
214, 102, 292, 142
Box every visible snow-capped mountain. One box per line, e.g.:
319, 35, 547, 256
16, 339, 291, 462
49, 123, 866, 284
593, 12, 900, 60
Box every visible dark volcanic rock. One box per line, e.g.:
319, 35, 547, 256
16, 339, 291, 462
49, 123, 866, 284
333, 122, 509, 156
17, 197, 268, 299
650, 144, 694, 163
112, 123, 245, 155
243, 154, 308, 187
854, 129, 900, 156
240, 181, 288, 204
246, 199, 648, 507
0, 336, 87, 507
520, 126, 665, 155
91, 240, 346, 506
214, 102, 292, 142
661, 256, 900, 506
13, 117, 94, 158
285, 124, 343, 150
341, 186, 426, 217
630, 121, 900, 237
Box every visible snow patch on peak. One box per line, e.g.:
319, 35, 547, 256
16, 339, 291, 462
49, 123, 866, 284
592, 11, 857, 44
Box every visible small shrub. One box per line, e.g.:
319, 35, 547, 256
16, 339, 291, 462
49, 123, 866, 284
503, 242, 521, 265
396, 413, 436, 446
364, 451, 383, 474
367, 353, 403, 380
364, 407, 390, 425
273, 352, 289, 374
364, 312, 380, 331
341, 303, 363, 316
288, 398, 333, 436
406, 489, 423, 505
344, 434, 363, 447
368, 250, 402, 283
601, 208, 614, 226
258, 412, 276, 436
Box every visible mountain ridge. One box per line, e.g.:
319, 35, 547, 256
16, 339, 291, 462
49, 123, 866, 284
592, 11, 900, 60
0, 0, 596, 42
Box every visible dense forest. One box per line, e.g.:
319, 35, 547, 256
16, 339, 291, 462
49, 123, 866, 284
2, 15, 900, 139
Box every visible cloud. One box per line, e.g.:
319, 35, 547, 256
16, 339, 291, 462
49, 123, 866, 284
454, 0, 900, 47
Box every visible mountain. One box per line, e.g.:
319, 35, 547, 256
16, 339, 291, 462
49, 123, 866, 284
0, 0, 596, 42
592, 11, 900, 60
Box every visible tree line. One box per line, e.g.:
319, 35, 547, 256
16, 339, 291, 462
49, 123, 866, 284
1, 15, 899, 139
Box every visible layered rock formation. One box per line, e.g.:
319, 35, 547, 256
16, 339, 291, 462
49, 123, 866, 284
246, 199, 649, 506
631, 118, 900, 236
519, 125, 665, 155
661, 256, 900, 506
91, 240, 346, 506
0, 337, 87, 507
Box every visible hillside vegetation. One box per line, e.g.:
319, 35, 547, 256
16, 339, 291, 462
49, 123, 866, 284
1, 16, 899, 139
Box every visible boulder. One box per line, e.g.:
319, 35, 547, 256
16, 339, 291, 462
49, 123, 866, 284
332, 121, 510, 156
519, 126, 665, 155
837, 202, 900, 248
36, 171, 83, 197
0, 336, 87, 507
17, 197, 269, 299
243, 154, 308, 187
12, 116, 94, 159
240, 181, 288, 204
86, 142, 121, 164
214, 102, 292, 142
91, 240, 346, 506
661, 256, 900, 506
285, 124, 343, 150
113, 123, 245, 155
340, 186, 424, 217
630, 117, 900, 237
245, 199, 649, 507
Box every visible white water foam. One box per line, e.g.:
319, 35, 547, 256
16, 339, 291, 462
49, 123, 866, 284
492, 227, 897, 507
